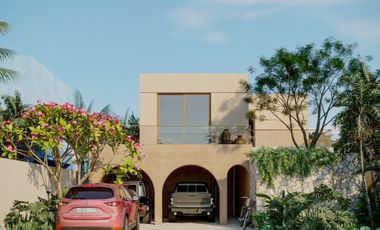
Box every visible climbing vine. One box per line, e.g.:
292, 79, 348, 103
247, 147, 336, 188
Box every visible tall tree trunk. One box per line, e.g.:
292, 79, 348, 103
52, 174, 63, 199
76, 160, 81, 185
359, 115, 374, 228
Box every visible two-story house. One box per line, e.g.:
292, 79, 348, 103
92, 73, 305, 225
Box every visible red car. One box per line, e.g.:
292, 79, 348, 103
57, 183, 140, 230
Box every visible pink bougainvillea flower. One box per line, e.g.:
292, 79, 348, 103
6, 144, 16, 153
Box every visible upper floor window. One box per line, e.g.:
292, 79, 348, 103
159, 94, 210, 144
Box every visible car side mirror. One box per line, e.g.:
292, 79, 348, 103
132, 196, 139, 201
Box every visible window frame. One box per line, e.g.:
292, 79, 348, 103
158, 93, 211, 144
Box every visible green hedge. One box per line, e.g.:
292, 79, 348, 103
247, 147, 336, 188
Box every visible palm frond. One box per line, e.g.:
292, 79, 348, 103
0, 21, 10, 35
86, 100, 94, 113
0, 68, 17, 83
0, 91, 29, 120
100, 104, 112, 115
74, 90, 85, 109
0, 48, 15, 61
121, 108, 130, 127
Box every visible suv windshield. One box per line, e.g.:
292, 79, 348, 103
176, 184, 208, 192
124, 184, 137, 193
65, 187, 114, 199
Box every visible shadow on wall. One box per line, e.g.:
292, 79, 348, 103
27, 162, 76, 197
215, 92, 248, 126
27, 163, 51, 197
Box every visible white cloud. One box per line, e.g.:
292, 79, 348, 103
240, 8, 279, 20
331, 17, 380, 43
169, 7, 213, 30
203, 31, 228, 44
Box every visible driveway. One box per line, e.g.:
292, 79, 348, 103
140, 219, 253, 230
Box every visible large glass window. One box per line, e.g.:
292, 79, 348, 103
159, 94, 210, 144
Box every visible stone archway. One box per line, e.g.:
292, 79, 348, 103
101, 169, 155, 219
162, 165, 219, 221
227, 165, 249, 217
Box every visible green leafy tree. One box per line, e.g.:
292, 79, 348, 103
334, 60, 380, 227
241, 38, 355, 149
119, 108, 140, 142
0, 91, 29, 122
73, 89, 113, 183
0, 21, 17, 83
0, 102, 143, 198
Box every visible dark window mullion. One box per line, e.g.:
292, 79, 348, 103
182, 95, 186, 144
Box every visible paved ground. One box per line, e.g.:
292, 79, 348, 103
140, 218, 253, 230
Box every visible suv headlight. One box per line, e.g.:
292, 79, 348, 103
170, 197, 174, 205
210, 198, 214, 205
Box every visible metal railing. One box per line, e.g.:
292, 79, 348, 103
137, 125, 333, 147
139, 125, 251, 145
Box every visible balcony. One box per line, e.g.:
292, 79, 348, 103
140, 125, 251, 145
138, 125, 333, 147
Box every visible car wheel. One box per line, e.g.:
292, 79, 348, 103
142, 213, 151, 224
207, 214, 215, 222
168, 212, 176, 222
124, 216, 129, 230
135, 212, 140, 230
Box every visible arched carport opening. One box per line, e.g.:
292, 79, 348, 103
227, 165, 249, 217
101, 169, 155, 219
162, 165, 219, 222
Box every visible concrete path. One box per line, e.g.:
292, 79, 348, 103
140, 219, 253, 230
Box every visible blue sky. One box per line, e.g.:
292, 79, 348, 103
2, 0, 380, 117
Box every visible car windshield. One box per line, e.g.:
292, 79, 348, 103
65, 187, 114, 199
176, 184, 208, 192
197, 185, 207, 192
124, 184, 137, 193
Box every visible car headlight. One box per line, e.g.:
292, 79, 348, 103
210, 198, 214, 205
170, 197, 174, 205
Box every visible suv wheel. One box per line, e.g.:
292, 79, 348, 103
134, 213, 140, 230
168, 212, 176, 222
124, 216, 129, 230
207, 214, 215, 222
142, 213, 151, 224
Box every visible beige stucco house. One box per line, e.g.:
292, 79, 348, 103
91, 73, 305, 225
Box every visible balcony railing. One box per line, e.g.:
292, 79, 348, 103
139, 125, 251, 145
138, 125, 333, 147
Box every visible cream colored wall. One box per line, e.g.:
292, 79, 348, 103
0, 158, 75, 228
140, 73, 250, 144
91, 144, 254, 225
249, 101, 309, 147
140, 73, 245, 93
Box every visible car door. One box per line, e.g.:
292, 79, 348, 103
120, 186, 137, 225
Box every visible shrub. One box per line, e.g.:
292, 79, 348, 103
4, 196, 59, 230
254, 185, 355, 230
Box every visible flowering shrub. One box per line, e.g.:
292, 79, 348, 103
0, 102, 143, 198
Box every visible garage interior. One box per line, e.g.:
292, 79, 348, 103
162, 165, 219, 221
227, 165, 249, 217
